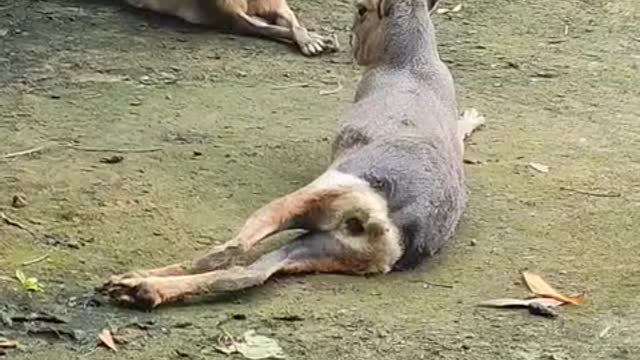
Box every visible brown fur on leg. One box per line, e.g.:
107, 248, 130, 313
101, 230, 397, 309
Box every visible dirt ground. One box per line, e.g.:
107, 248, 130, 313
1, 0, 639, 359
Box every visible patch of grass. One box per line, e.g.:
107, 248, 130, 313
15, 269, 44, 293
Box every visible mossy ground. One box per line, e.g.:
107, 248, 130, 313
1, 0, 638, 359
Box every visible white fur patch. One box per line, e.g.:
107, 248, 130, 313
307, 170, 402, 274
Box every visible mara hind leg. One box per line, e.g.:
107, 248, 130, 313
98, 171, 362, 285
458, 108, 486, 156
270, 1, 339, 56
123, 0, 336, 56
100, 231, 391, 309
124, 0, 212, 25
230, 1, 337, 56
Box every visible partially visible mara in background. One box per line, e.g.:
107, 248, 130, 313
122, 0, 339, 56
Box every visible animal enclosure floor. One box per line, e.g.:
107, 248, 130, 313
1, 0, 639, 359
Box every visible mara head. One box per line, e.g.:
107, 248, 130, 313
350, 0, 441, 66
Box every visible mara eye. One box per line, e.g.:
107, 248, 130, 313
357, 5, 367, 17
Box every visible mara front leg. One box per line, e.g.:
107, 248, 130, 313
458, 108, 486, 156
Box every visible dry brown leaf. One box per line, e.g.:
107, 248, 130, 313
98, 328, 117, 352
522, 272, 584, 305
479, 297, 563, 308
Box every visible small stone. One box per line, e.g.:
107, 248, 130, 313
534, 70, 559, 79
470, 239, 478, 246
528, 303, 559, 318
100, 155, 124, 164
12, 194, 28, 208
139, 75, 153, 85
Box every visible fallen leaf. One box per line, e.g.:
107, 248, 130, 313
522, 272, 584, 305
215, 330, 285, 359
479, 297, 563, 308
236, 331, 285, 360
529, 162, 549, 173
214, 342, 237, 355
0, 337, 18, 349
451, 3, 463, 12
98, 328, 117, 352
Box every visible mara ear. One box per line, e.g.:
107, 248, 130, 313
377, 0, 393, 19
354, 0, 369, 17
427, 0, 442, 14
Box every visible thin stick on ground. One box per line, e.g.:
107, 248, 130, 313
423, 281, 454, 289
22, 254, 50, 267
2, 146, 45, 159
559, 186, 622, 198
3, 143, 163, 159
0, 212, 38, 239
410, 279, 454, 289
66, 145, 162, 153
271, 83, 309, 90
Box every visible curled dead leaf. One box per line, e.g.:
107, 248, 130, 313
522, 272, 585, 305
98, 328, 117, 352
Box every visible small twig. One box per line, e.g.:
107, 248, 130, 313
271, 82, 309, 90
66, 145, 162, 153
559, 186, 621, 198
21, 254, 50, 267
411, 279, 454, 289
599, 325, 613, 338
319, 81, 343, 96
3, 143, 162, 159
0, 212, 38, 239
423, 281, 454, 289
2, 146, 45, 159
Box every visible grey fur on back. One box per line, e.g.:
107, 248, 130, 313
331, 0, 465, 270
